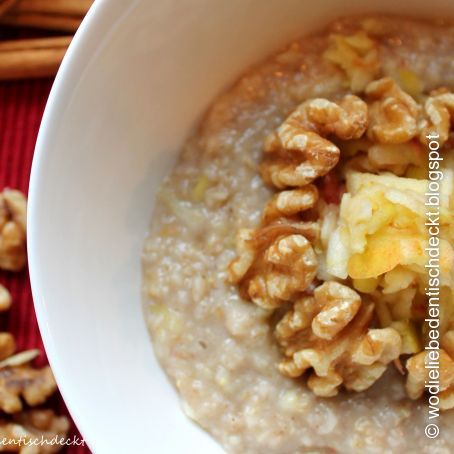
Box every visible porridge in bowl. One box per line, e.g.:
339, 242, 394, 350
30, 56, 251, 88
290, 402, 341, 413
143, 15, 454, 453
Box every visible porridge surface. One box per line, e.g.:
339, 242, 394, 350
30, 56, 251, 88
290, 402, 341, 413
143, 16, 454, 454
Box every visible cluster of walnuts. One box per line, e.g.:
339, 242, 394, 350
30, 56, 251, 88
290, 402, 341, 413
228, 88, 405, 396
227, 32, 454, 401
0, 189, 69, 452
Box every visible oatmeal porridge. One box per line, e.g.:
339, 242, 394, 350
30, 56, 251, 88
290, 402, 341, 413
143, 15, 454, 453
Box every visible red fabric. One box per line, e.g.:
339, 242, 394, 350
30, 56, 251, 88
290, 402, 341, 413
0, 79, 90, 453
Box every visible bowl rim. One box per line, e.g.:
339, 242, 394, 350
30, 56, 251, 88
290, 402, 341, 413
27, 0, 124, 449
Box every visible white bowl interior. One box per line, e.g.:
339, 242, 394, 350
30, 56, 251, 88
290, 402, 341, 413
28, 0, 454, 452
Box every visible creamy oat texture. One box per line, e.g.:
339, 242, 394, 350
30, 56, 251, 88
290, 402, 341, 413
143, 16, 454, 454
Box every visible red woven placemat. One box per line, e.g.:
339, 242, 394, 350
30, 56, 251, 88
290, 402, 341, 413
0, 79, 90, 454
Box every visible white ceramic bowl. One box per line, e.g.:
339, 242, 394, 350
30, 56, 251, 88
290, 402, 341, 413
28, 0, 454, 453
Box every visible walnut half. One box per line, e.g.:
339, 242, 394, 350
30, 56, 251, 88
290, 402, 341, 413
0, 190, 27, 272
406, 331, 454, 410
0, 409, 70, 453
0, 365, 57, 414
228, 222, 319, 309
365, 77, 420, 144
0, 285, 12, 313
419, 90, 454, 145
260, 95, 368, 189
262, 185, 318, 224
276, 281, 401, 396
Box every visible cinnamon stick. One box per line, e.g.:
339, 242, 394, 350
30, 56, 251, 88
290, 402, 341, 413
0, 12, 82, 32
12, 0, 93, 17
0, 0, 18, 16
0, 36, 71, 80
0, 36, 71, 52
